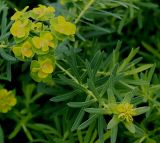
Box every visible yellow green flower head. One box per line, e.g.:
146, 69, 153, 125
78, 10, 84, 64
10, 19, 31, 38
11, 6, 29, 21
0, 89, 17, 113
32, 5, 55, 21
117, 103, 136, 122
32, 32, 56, 55
30, 55, 55, 82
12, 40, 34, 60
31, 22, 43, 32
51, 16, 76, 36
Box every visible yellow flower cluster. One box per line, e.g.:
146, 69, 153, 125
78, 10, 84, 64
117, 103, 136, 122
51, 16, 76, 36
0, 89, 17, 113
10, 5, 76, 83
10, 19, 31, 38
32, 5, 55, 21
30, 55, 55, 82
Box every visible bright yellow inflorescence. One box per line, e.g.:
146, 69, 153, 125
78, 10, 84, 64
52, 16, 76, 36
12, 40, 34, 60
10, 19, 31, 38
117, 103, 136, 122
10, 5, 76, 83
32, 4, 55, 21
30, 55, 55, 82
32, 32, 56, 54
0, 89, 17, 113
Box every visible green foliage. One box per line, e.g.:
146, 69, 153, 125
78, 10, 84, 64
0, 0, 160, 143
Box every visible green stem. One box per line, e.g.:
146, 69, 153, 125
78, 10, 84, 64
75, 0, 95, 24
56, 62, 79, 84
56, 62, 97, 100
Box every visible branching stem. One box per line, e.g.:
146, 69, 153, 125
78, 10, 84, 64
56, 62, 97, 100
75, 0, 95, 24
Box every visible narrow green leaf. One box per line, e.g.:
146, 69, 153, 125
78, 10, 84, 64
99, 80, 109, 98
110, 64, 119, 79
135, 125, 145, 136
71, 109, 85, 131
0, 125, 4, 143
50, 90, 80, 102
115, 40, 122, 51
22, 125, 33, 142
84, 108, 108, 114
77, 130, 83, 143
134, 107, 150, 116
67, 99, 96, 108
76, 32, 86, 41
85, 60, 94, 81
138, 2, 158, 9
124, 122, 135, 133
123, 88, 138, 103
95, 131, 111, 143
134, 137, 146, 143
107, 88, 116, 103
78, 114, 98, 130
84, 122, 96, 143
88, 10, 121, 19
119, 48, 139, 72
123, 79, 149, 86
27, 123, 60, 137
118, 11, 128, 34
0, 62, 12, 81
125, 64, 153, 75
90, 129, 97, 143
0, 32, 10, 41
9, 122, 21, 139
0, 49, 17, 62
67, 47, 81, 82
131, 96, 144, 105
142, 42, 160, 60
150, 84, 160, 91
147, 64, 156, 82
107, 115, 119, 129
98, 116, 104, 143
125, 57, 143, 71
90, 51, 103, 75
111, 125, 118, 143
82, 21, 112, 33
87, 79, 99, 99
1, 7, 8, 35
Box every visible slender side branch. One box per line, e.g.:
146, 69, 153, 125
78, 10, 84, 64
74, 0, 95, 24
56, 62, 97, 100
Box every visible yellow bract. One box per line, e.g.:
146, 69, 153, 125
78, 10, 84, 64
12, 41, 34, 59
31, 22, 43, 31
31, 58, 54, 80
11, 6, 29, 20
117, 103, 136, 122
53, 16, 76, 35
32, 5, 55, 20
41, 60, 54, 74
21, 41, 34, 58
32, 32, 55, 52
11, 11, 23, 21
10, 19, 30, 38
38, 70, 48, 78
38, 59, 54, 78
0, 89, 17, 113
